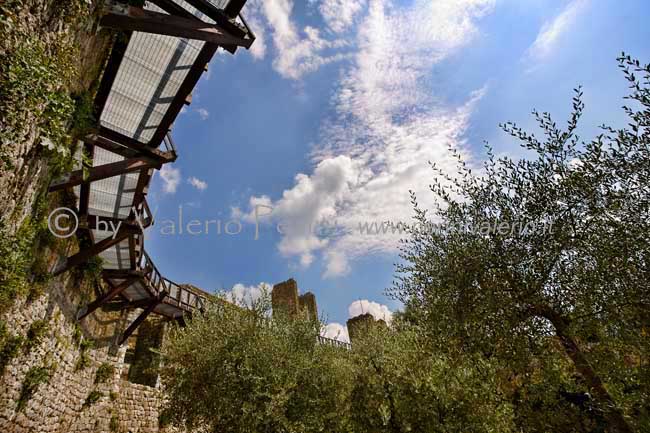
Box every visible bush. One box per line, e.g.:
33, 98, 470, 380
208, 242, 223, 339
75, 338, 94, 371
109, 414, 120, 432
94, 362, 115, 384
0, 322, 24, 373
24, 319, 49, 351
83, 390, 102, 408
17, 365, 53, 411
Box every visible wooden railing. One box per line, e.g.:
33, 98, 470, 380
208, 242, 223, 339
317, 335, 351, 350
162, 278, 208, 313
139, 250, 169, 297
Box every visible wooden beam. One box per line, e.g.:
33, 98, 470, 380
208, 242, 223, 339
177, 0, 249, 54
53, 230, 131, 276
102, 298, 153, 312
82, 215, 144, 235
78, 142, 95, 217
149, 42, 218, 147
89, 133, 176, 162
103, 269, 144, 279
224, 0, 247, 18
118, 291, 168, 345
94, 31, 132, 119
78, 277, 138, 321
129, 234, 137, 270
183, 0, 248, 38
98, 127, 148, 151
148, 0, 196, 19
49, 156, 161, 192
132, 167, 154, 207
100, 6, 250, 46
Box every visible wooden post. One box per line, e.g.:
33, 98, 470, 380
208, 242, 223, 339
119, 291, 167, 345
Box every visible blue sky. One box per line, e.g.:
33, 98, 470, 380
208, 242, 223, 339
145, 0, 649, 341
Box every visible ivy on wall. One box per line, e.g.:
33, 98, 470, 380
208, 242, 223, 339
0, 0, 94, 174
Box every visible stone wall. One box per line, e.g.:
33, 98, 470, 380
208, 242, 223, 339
0, 3, 184, 432
272, 279, 319, 320
271, 279, 299, 316
0, 0, 113, 232
0, 248, 171, 433
298, 292, 318, 322
346, 313, 387, 343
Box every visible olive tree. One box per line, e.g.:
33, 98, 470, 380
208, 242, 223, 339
159, 295, 354, 433
391, 54, 649, 433
161, 295, 517, 433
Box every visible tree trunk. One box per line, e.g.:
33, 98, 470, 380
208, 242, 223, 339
533, 305, 633, 433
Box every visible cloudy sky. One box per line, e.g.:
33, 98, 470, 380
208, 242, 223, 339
146, 0, 649, 342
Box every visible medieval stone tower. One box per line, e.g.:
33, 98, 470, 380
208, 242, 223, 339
271, 278, 318, 321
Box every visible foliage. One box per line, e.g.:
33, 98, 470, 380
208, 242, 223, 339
94, 362, 115, 384
83, 390, 102, 408
24, 319, 49, 351
0, 198, 52, 314
390, 54, 650, 433
75, 338, 94, 371
0, 321, 24, 373
161, 295, 354, 432
17, 365, 54, 412
0, 0, 93, 174
348, 324, 514, 433
75, 255, 104, 284
109, 414, 120, 432
161, 294, 516, 432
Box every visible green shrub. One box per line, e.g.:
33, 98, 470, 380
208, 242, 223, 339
75, 338, 94, 371
94, 362, 115, 384
17, 365, 53, 412
0, 323, 24, 373
83, 390, 102, 408
0, 195, 56, 314
24, 319, 49, 351
109, 414, 120, 432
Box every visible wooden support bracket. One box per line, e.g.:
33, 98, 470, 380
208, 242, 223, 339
77, 277, 138, 321
100, 5, 251, 48
119, 291, 168, 345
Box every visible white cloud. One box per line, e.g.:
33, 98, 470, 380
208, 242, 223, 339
243, 1, 268, 60
159, 164, 181, 194
245, 0, 351, 79
195, 108, 210, 120
188, 176, 208, 191
223, 282, 271, 307
349, 299, 392, 323
319, 0, 367, 33
321, 322, 350, 343
239, 0, 492, 277
526, 0, 589, 63
244, 155, 359, 268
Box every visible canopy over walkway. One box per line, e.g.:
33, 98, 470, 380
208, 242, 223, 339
50, 0, 254, 345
